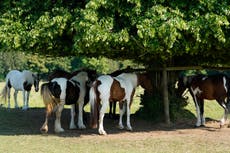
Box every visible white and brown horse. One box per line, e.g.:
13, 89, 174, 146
40, 71, 89, 133
89, 72, 152, 135
177, 73, 230, 127
108, 68, 133, 118
1, 70, 40, 110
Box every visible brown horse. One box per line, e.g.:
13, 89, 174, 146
89, 72, 152, 135
177, 73, 230, 127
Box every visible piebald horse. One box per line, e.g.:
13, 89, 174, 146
1, 70, 40, 110
40, 71, 89, 133
108, 68, 133, 118
177, 73, 230, 127
90, 72, 152, 135
47, 68, 98, 117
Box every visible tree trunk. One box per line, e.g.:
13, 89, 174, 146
162, 66, 170, 124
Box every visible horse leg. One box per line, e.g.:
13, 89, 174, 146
218, 100, 228, 127
98, 99, 108, 135
200, 99, 205, 126
13, 90, 19, 109
40, 110, 49, 133
22, 91, 30, 110
193, 95, 202, 127
109, 101, 114, 118
54, 101, 65, 133
113, 101, 116, 118
109, 101, 113, 118
69, 104, 77, 129
26, 91, 30, 109
118, 101, 126, 129
109, 101, 117, 119
7, 88, 11, 109
126, 100, 132, 131
77, 100, 86, 129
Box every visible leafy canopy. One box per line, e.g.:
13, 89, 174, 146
0, 0, 229, 66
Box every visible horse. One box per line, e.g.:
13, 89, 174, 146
89, 72, 153, 135
47, 68, 97, 116
108, 67, 133, 119
40, 71, 90, 133
1, 70, 40, 110
177, 73, 230, 127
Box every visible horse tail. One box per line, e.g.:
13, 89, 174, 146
0, 81, 9, 103
89, 80, 100, 129
40, 83, 57, 116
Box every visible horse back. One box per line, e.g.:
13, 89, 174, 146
48, 80, 80, 105
48, 69, 72, 81
192, 74, 228, 100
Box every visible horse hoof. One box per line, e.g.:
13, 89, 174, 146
126, 127, 133, 131
78, 124, 86, 130
40, 128, 48, 134
220, 124, 225, 128
118, 125, 124, 130
22, 107, 28, 111
55, 128, 64, 133
194, 125, 199, 128
99, 130, 107, 135
69, 124, 77, 130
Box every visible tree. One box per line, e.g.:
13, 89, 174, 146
0, 0, 229, 121
73, 0, 230, 66
0, 0, 229, 67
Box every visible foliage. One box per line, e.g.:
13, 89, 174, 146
0, 0, 229, 67
74, 0, 230, 66
137, 90, 191, 121
0, 51, 140, 80
0, 51, 26, 80
0, 0, 229, 121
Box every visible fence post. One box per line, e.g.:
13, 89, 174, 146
162, 66, 170, 124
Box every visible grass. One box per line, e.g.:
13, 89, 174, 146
0, 82, 229, 153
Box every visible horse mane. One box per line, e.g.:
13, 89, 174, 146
72, 68, 97, 80
48, 69, 72, 81
109, 66, 133, 77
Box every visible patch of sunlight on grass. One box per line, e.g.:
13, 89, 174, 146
0, 82, 144, 115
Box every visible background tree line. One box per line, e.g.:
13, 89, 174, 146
0, 51, 142, 80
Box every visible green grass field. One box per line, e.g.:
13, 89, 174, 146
0, 82, 228, 153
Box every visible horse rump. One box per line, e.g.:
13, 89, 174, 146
40, 82, 59, 115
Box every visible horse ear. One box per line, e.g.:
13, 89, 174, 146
32, 73, 40, 80
37, 73, 40, 79
183, 76, 188, 85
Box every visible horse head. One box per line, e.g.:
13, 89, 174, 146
32, 73, 40, 92
71, 71, 89, 86
86, 69, 98, 87
73, 68, 98, 88
137, 73, 153, 94
176, 75, 189, 98
176, 75, 196, 99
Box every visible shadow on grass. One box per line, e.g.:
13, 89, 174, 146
0, 107, 222, 137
